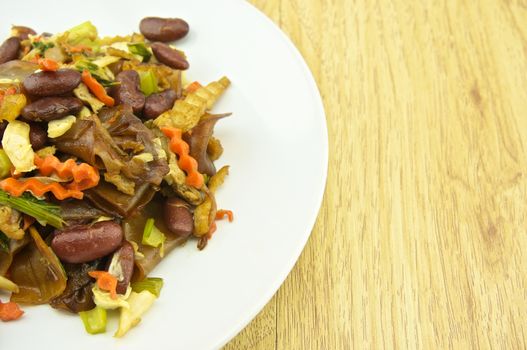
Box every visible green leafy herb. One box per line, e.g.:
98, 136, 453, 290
75, 60, 118, 87
131, 277, 164, 297
32, 41, 54, 54
128, 43, 152, 61
0, 190, 64, 228
76, 60, 99, 71
0, 231, 9, 253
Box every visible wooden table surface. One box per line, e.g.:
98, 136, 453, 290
225, 1, 527, 349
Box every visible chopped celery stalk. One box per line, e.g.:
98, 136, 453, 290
0, 190, 64, 228
143, 218, 154, 239
131, 278, 164, 297
139, 71, 158, 97
128, 43, 152, 61
142, 218, 165, 256
79, 306, 107, 335
0, 149, 12, 179
66, 21, 98, 46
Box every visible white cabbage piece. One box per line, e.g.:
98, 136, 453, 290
92, 285, 131, 310
114, 290, 157, 337
47, 115, 76, 138
1, 120, 36, 174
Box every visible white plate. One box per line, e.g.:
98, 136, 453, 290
0, 0, 327, 348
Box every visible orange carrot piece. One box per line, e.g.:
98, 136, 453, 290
81, 70, 115, 107
34, 155, 100, 191
0, 156, 99, 200
0, 301, 24, 321
186, 81, 202, 93
5, 87, 17, 95
0, 178, 84, 200
38, 58, 59, 71
89, 271, 118, 300
215, 210, 233, 222
161, 127, 204, 188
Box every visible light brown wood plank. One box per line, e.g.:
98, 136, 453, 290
226, 0, 527, 349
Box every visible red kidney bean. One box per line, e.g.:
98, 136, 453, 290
139, 17, 189, 42
28, 122, 48, 149
11, 26, 36, 40
23, 69, 81, 97
151, 42, 189, 70
143, 89, 177, 120
22, 97, 83, 122
0, 37, 21, 64
107, 241, 135, 294
51, 221, 123, 263
112, 70, 145, 114
163, 197, 193, 238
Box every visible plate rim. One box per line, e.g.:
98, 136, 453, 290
213, 2, 329, 348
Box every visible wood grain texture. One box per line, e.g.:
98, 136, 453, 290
225, 0, 527, 349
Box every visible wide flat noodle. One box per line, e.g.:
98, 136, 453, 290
0, 235, 30, 276
85, 181, 156, 218
10, 227, 67, 304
